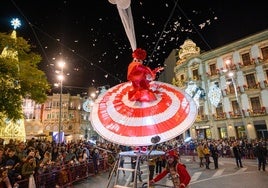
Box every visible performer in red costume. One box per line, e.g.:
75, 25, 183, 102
90, 47, 198, 146
149, 150, 191, 188
127, 48, 163, 102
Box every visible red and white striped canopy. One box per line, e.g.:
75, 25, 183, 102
90, 81, 197, 146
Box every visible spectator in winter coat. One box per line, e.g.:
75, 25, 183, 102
148, 157, 156, 181
92, 148, 100, 174
4, 148, 20, 169
0, 168, 12, 188
210, 143, 219, 169
232, 142, 243, 168
202, 144, 211, 169
254, 142, 267, 171
196, 143, 204, 167
21, 156, 36, 179
150, 150, 191, 188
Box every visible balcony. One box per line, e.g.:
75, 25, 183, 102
195, 115, 209, 122
247, 108, 266, 117
213, 113, 227, 121
247, 83, 260, 90
229, 112, 242, 119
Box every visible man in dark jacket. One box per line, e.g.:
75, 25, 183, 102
255, 142, 267, 171
232, 142, 243, 168
210, 143, 219, 169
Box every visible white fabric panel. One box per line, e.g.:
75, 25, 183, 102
251, 45, 260, 59
261, 90, 268, 106
117, 6, 136, 51
255, 65, 265, 81
233, 51, 241, 64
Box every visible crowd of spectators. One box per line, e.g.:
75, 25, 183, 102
176, 137, 267, 160
0, 137, 267, 187
0, 138, 120, 187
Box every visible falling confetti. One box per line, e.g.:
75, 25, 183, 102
1, 0, 267, 95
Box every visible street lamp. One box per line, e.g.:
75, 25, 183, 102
224, 60, 249, 139
57, 60, 65, 144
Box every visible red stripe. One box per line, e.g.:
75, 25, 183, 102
96, 83, 191, 137
113, 91, 170, 117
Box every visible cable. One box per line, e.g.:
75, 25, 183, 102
10, 0, 50, 64
10, 0, 124, 85
174, 0, 212, 50
146, 0, 179, 66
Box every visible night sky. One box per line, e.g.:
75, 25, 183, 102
1, 0, 268, 95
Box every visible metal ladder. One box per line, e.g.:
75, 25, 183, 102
107, 148, 165, 188
107, 152, 146, 188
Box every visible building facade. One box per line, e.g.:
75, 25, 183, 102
23, 92, 101, 143
170, 29, 268, 141
23, 98, 43, 140
41, 93, 83, 142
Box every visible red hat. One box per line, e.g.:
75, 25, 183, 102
132, 48, 147, 61
166, 150, 178, 159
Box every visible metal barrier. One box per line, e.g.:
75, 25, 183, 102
15, 159, 105, 188
14, 151, 255, 187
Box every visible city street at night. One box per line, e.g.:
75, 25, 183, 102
0, 1, 268, 188
73, 156, 268, 188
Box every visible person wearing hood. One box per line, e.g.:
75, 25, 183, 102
149, 150, 191, 188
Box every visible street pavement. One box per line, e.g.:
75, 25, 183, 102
74, 156, 268, 188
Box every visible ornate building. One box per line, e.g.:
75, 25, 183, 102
23, 98, 43, 140
169, 29, 268, 140
23, 89, 103, 143
41, 94, 82, 142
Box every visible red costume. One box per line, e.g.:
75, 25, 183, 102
127, 48, 163, 102
150, 151, 191, 188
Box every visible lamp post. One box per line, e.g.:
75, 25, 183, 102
224, 60, 249, 140
57, 61, 65, 144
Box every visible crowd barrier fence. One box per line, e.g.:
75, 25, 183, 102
15, 159, 105, 188
14, 148, 257, 187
